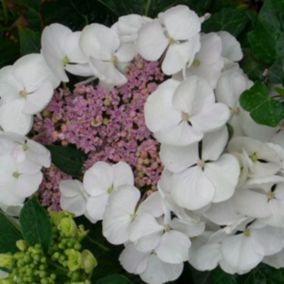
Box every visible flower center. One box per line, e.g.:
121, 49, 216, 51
250, 152, 258, 162
107, 187, 113, 194
62, 55, 70, 66
243, 229, 251, 237
230, 106, 240, 114
197, 159, 205, 168
19, 90, 29, 97
168, 37, 176, 45
267, 191, 276, 201
181, 111, 190, 121
111, 55, 118, 66
12, 171, 21, 178
22, 144, 28, 151
192, 59, 201, 67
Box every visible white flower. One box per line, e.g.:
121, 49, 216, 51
228, 136, 282, 177
217, 31, 243, 66
41, 23, 92, 82
103, 187, 163, 245
264, 248, 284, 269
59, 180, 88, 217
221, 222, 284, 274
0, 54, 58, 135
83, 161, 134, 222
0, 132, 51, 172
0, 154, 43, 206
80, 23, 135, 86
160, 127, 240, 210
186, 33, 224, 88
233, 176, 284, 226
145, 76, 230, 146
215, 65, 253, 136
137, 5, 201, 75
119, 243, 183, 284
112, 14, 151, 43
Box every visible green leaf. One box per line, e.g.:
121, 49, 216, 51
19, 196, 52, 253
0, 212, 22, 253
47, 145, 86, 178
269, 58, 284, 84
96, 274, 133, 284
240, 82, 284, 127
18, 27, 40, 55
202, 8, 249, 37
247, 20, 277, 65
210, 268, 237, 284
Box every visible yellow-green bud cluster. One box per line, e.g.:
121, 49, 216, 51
0, 212, 97, 284
0, 243, 55, 284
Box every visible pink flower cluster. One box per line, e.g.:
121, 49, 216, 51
33, 57, 165, 195
37, 165, 71, 211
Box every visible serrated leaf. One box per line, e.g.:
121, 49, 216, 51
0, 212, 22, 253
202, 8, 249, 37
18, 27, 40, 55
19, 196, 52, 253
47, 145, 86, 178
240, 82, 284, 127
96, 274, 133, 284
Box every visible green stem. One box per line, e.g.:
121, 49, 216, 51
86, 236, 110, 252
144, 0, 151, 16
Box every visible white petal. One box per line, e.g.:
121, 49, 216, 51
218, 31, 243, 62
201, 127, 228, 161
80, 23, 120, 60
137, 20, 168, 61
189, 240, 221, 271
15, 172, 43, 198
264, 249, 284, 269
221, 234, 263, 272
173, 76, 214, 115
41, 23, 71, 82
156, 230, 191, 264
13, 53, 59, 91
162, 40, 199, 75
191, 103, 230, 133
83, 162, 113, 196
0, 82, 21, 103
0, 99, 33, 135
160, 142, 199, 173
90, 59, 127, 86
113, 162, 134, 188
64, 31, 88, 63
172, 166, 215, 210
59, 180, 87, 216
137, 191, 164, 217
86, 194, 109, 221
155, 121, 203, 146
135, 232, 162, 252
159, 5, 201, 40
103, 186, 140, 245
129, 213, 163, 242
115, 43, 136, 62
60, 180, 85, 198
144, 79, 180, 132
205, 154, 240, 203
119, 243, 149, 274
65, 63, 93, 77
23, 81, 54, 114
233, 188, 271, 218
141, 255, 183, 284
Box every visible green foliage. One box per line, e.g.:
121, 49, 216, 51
18, 27, 40, 55
240, 82, 284, 127
0, 212, 22, 253
202, 7, 249, 36
46, 145, 87, 178
19, 196, 52, 253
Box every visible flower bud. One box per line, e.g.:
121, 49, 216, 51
16, 240, 28, 252
0, 254, 13, 270
80, 250, 97, 274
66, 249, 82, 272
58, 217, 77, 237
